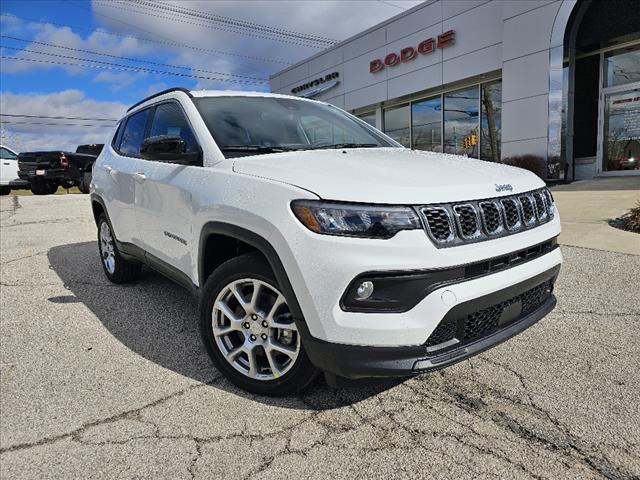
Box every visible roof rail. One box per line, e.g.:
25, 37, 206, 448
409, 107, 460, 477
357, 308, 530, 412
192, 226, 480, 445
126, 87, 193, 112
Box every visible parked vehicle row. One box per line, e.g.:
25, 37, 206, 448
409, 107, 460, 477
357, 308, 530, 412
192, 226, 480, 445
0, 144, 103, 196
91, 88, 562, 396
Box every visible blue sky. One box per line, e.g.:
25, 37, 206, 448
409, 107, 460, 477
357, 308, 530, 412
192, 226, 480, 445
0, 0, 422, 150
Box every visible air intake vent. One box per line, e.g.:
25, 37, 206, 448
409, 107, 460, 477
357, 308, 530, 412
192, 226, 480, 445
453, 204, 481, 239
479, 201, 503, 235
501, 198, 521, 231
519, 195, 536, 226
422, 207, 454, 243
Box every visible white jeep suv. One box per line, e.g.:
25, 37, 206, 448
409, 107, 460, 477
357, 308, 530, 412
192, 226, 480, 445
91, 88, 562, 395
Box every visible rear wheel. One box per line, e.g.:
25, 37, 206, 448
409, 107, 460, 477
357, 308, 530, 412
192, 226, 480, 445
199, 253, 317, 396
78, 171, 91, 194
97, 214, 141, 283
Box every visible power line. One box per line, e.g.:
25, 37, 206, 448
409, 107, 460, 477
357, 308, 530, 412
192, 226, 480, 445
0, 47, 267, 85
135, 0, 338, 45
93, 0, 331, 48
0, 13, 291, 65
1, 113, 119, 121
1, 34, 268, 82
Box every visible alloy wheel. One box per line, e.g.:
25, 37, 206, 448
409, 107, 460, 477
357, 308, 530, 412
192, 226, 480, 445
211, 278, 300, 381
99, 221, 116, 274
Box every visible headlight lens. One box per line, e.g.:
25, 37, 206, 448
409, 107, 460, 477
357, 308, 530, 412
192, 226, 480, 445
291, 200, 421, 239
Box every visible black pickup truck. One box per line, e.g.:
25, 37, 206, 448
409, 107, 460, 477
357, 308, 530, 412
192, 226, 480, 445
18, 144, 103, 195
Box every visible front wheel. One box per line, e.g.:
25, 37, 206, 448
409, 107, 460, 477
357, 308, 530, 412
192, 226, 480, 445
199, 253, 318, 396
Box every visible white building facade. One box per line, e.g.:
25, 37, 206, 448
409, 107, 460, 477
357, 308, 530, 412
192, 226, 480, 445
270, 0, 640, 180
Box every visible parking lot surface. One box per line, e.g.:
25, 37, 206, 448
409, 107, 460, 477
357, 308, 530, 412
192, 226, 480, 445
1, 194, 639, 480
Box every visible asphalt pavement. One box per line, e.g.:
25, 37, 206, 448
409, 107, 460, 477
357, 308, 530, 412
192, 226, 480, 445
1, 194, 639, 479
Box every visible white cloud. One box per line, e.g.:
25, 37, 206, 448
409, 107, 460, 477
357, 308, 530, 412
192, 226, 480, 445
0, 16, 155, 75
90, 0, 424, 90
93, 71, 143, 91
0, 90, 127, 152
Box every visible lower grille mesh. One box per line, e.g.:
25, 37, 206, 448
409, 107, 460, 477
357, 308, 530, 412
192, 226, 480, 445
425, 279, 553, 350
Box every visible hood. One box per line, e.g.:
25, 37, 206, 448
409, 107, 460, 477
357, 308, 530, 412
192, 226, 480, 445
232, 148, 545, 204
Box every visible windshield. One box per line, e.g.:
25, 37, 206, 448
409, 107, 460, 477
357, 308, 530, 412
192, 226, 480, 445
193, 96, 398, 158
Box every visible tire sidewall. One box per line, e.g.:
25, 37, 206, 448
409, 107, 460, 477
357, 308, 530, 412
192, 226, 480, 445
199, 254, 316, 396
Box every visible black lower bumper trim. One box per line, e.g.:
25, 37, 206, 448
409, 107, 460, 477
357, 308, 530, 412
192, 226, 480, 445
300, 266, 559, 379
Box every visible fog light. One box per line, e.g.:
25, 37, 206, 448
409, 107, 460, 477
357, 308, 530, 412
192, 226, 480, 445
355, 281, 374, 300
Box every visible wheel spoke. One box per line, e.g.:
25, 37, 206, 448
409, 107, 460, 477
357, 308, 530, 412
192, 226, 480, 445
225, 346, 243, 361
216, 300, 240, 322
249, 281, 261, 310
267, 295, 286, 323
266, 339, 296, 359
265, 350, 281, 378
245, 345, 258, 378
232, 285, 250, 311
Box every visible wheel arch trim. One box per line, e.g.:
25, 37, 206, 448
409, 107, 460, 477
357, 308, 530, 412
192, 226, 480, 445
198, 222, 306, 324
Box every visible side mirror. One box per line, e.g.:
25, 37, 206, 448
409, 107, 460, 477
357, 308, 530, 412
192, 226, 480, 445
140, 135, 201, 165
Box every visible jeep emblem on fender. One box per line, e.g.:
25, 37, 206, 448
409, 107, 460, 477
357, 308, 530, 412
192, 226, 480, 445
495, 184, 513, 192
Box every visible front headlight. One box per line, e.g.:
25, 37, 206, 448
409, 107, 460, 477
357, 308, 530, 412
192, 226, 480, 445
291, 200, 421, 239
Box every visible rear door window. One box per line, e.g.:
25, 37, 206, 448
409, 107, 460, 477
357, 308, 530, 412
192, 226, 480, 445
119, 109, 150, 157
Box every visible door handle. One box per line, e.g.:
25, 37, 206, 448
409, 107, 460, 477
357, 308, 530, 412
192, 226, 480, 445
3, 162, 10, 165
133, 172, 146, 182
104, 165, 113, 172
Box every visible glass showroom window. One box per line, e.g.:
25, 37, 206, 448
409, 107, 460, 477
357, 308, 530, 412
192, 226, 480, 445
357, 112, 377, 128
412, 96, 442, 152
384, 104, 411, 147
605, 45, 640, 87
480, 80, 502, 162
444, 86, 480, 157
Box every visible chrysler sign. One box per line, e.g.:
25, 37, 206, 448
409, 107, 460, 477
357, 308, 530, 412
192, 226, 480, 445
370, 30, 455, 73
291, 72, 340, 98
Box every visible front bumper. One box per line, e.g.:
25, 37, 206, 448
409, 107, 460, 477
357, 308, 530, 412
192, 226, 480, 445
300, 265, 559, 379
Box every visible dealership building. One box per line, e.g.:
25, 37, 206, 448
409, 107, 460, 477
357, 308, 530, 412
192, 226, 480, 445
270, 0, 640, 180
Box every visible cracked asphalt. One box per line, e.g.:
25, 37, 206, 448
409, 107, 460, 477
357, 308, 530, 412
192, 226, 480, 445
1, 194, 639, 480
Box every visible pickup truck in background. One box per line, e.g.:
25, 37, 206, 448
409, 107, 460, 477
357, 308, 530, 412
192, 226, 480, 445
17, 144, 103, 195
1, 145, 29, 195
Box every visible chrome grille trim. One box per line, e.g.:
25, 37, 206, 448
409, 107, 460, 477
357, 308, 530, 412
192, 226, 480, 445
479, 201, 504, 235
418, 187, 556, 248
422, 207, 455, 244
452, 204, 481, 240
500, 198, 522, 231
518, 194, 537, 226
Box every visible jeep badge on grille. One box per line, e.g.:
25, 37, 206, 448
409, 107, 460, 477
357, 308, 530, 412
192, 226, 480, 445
495, 184, 513, 192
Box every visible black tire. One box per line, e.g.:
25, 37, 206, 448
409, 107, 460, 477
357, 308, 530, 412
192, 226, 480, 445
78, 171, 91, 194
0, 186, 10, 196
31, 179, 57, 195
97, 214, 141, 284
199, 253, 318, 396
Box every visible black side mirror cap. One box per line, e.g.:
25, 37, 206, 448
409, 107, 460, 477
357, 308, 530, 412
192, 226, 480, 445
140, 135, 202, 165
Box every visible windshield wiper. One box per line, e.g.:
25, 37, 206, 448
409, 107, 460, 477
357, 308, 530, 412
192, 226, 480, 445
310, 143, 380, 150
220, 145, 296, 153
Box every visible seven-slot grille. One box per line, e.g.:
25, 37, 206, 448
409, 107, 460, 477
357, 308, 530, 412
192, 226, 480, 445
420, 187, 554, 248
